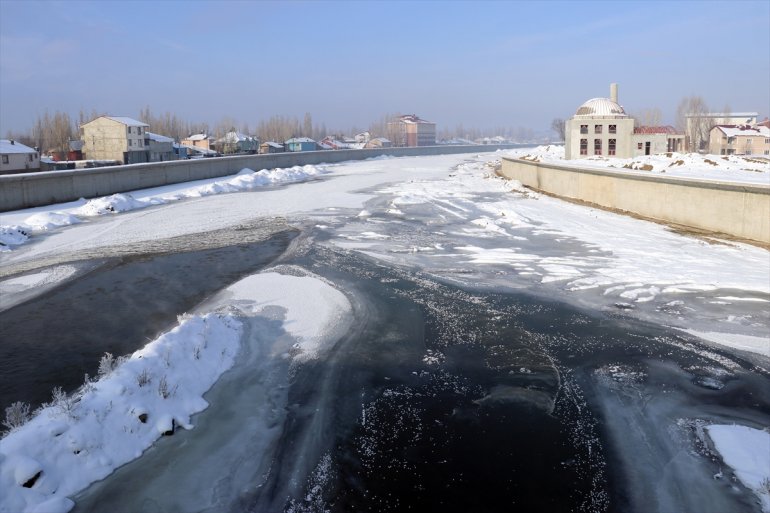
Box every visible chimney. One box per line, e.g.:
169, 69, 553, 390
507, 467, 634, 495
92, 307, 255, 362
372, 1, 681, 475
10, 140, 15, 145
610, 83, 618, 103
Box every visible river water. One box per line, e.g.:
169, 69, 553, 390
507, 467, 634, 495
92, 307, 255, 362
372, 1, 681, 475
1, 233, 756, 512
1, 158, 768, 512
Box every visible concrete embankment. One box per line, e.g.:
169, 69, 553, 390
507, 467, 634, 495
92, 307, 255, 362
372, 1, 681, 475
500, 157, 770, 245
0, 145, 524, 212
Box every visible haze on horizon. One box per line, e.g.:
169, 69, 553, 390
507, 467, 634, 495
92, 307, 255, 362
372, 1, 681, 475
1, 0, 768, 137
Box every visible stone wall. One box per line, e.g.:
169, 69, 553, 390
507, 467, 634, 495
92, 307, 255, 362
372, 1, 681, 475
499, 157, 770, 244
0, 145, 524, 212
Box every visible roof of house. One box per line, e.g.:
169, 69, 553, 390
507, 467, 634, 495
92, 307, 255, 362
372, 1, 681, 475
0, 139, 37, 154
686, 112, 758, 118
633, 126, 680, 135
185, 133, 209, 141
574, 98, 628, 118
713, 125, 770, 137
217, 131, 256, 143
146, 132, 175, 143
286, 137, 316, 144
261, 141, 284, 148
396, 114, 434, 124
104, 116, 149, 127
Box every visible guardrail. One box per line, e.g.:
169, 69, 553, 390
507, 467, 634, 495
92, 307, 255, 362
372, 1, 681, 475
499, 157, 770, 244
0, 144, 527, 212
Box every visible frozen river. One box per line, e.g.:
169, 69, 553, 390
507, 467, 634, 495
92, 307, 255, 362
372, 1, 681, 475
1, 151, 769, 512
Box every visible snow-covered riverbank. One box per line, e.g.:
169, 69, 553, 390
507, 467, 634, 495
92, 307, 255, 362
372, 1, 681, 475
1, 151, 768, 512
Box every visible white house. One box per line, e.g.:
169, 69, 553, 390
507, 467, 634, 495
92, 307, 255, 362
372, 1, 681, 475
709, 125, 770, 156
565, 84, 684, 159
0, 139, 40, 174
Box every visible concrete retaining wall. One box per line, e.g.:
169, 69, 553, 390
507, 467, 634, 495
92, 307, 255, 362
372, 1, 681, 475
0, 145, 525, 212
500, 157, 770, 244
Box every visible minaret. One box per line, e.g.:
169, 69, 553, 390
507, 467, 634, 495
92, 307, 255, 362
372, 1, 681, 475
610, 83, 618, 103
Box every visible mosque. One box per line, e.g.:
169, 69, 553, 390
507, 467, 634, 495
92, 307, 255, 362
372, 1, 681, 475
564, 84, 684, 160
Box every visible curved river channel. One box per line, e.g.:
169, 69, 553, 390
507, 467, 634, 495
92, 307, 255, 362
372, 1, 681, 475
1, 153, 768, 512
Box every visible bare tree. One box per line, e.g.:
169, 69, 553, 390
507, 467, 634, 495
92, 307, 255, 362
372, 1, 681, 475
634, 108, 662, 128
302, 112, 313, 138
550, 118, 565, 141
676, 96, 710, 152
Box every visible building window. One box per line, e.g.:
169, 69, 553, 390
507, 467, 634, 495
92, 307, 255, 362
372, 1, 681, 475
609, 125, 616, 134
595, 125, 602, 134
1, 155, 8, 164
721, 149, 726, 155
765, 138, 770, 144
580, 125, 588, 134
594, 139, 602, 155
637, 142, 643, 150
580, 138, 587, 155
128, 127, 132, 135
28, 154, 34, 162
129, 139, 132, 147
765, 150, 769, 155
608, 139, 616, 156
727, 137, 735, 144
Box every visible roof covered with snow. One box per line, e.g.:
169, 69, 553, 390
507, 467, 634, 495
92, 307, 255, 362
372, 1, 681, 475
217, 131, 256, 143
261, 141, 284, 148
0, 139, 36, 154
185, 133, 209, 141
574, 98, 628, 118
396, 114, 434, 124
286, 137, 316, 144
713, 125, 770, 138
146, 132, 175, 143
104, 116, 149, 127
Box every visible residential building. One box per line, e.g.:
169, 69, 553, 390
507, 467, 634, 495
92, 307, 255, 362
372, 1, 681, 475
215, 131, 259, 154
0, 139, 40, 174
80, 116, 150, 165
709, 125, 770, 156
365, 137, 392, 149
259, 141, 285, 154
388, 114, 436, 147
565, 84, 685, 159
181, 133, 211, 151
686, 112, 758, 152
145, 132, 177, 162
319, 136, 352, 150
285, 137, 317, 152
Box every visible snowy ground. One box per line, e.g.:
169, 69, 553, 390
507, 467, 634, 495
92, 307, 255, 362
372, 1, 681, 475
515, 144, 770, 185
1, 150, 769, 512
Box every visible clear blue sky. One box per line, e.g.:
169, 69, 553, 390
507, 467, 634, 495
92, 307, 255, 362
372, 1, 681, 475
1, 0, 768, 135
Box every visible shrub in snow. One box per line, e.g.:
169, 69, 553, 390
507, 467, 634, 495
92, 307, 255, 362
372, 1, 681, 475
50, 386, 78, 420
157, 376, 177, 399
136, 368, 151, 387
2, 401, 31, 432
98, 352, 115, 378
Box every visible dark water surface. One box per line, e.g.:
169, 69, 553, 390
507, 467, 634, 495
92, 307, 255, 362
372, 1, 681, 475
0, 230, 297, 414
4, 235, 768, 513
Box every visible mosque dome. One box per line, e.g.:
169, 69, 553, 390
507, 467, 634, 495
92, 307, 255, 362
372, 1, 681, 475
574, 98, 627, 118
